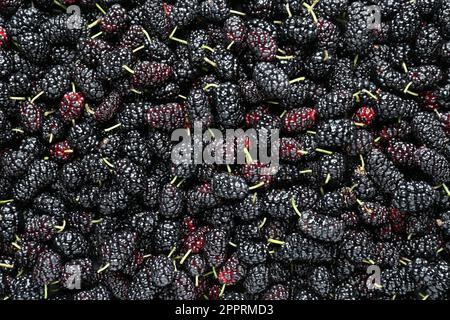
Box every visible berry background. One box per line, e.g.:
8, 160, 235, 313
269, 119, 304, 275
0, 0, 450, 301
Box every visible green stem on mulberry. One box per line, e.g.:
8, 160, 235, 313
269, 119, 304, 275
11, 128, 24, 134
419, 293, 429, 300
230, 10, 246, 16
258, 217, 267, 229
219, 284, 226, 297
87, 19, 101, 29
91, 31, 103, 39
203, 83, 219, 92
141, 28, 152, 43
252, 192, 257, 204
285, 3, 293, 18
11, 242, 21, 250
362, 89, 378, 101
267, 238, 285, 245
324, 173, 331, 185
176, 179, 185, 188
303, 2, 318, 24
201, 45, 215, 53
53, 0, 67, 11
289, 77, 305, 84
97, 263, 110, 273
133, 45, 145, 53
204, 57, 217, 68
402, 62, 408, 73
179, 249, 192, 265
90, 218, 103, 224
249, 182, 265, 190
54, 220, 66, 233
168, 245, 177, 258
102, 158, 115, 168
104, 123, 122, 132
85, 103, 95, 115
291, 197, 301, 217
130, 89, 143, 95
403, 82, 418, 97
169, 27, 188, 45
31, 91, 44, 104
243, 147, 253, 164
442, 183, 450, 197
122, 65, 135, 74
95, 3, 107, 15
315, 148, 333, 155
276, 55, 294, 60
43, 284, 48, 300
362, 258, 375, 265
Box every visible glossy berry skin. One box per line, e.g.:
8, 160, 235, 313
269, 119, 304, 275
93, 91, 122, 123
386, 140, 416, 167
32, 249, 62, 285
60, 92, 85, 122
393, 181, 437, 213
218, 254, 246, 285
149, 255, 175, 287
19, 102, 42, 133
204, 228, 228, 267
282, 108, 316, 133
237, 241, 267, 266
414, 146, 450, 185
132, 61, 172, 89
253, 62, 290, 100
297, 210, 345, 242
211, 173, 249, 200
146, 103, 186, 131
159, 183, 184, 218
49, 140, 73, 162
184, 226, 209, 254
0, 26, 9, 48
247, 25, 277, 61
366, 149, 405, 194
186, 88, 213, 127
100, 231, 138, 271
224, 16, 246, 45
315, 119, 356, 148
13, 160, 59, 202
213, 83, 244, 128
316, 90, 353, 120
353, 106, 376, 126
2, 0, 450, 302
101, 4, 129, 36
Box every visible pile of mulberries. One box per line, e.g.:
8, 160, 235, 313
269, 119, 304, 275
0, 0, 450, 301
